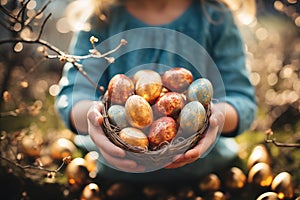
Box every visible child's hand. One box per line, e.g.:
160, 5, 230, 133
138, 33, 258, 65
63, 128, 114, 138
164, 103, 225, 169
87, 102, 146, 172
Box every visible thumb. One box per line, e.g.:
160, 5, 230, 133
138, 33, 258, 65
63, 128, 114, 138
210, 108, 225, 127
87, 101, 104, 126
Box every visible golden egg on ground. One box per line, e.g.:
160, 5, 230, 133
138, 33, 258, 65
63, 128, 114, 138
247, 144, 271, 170
143, 184, 168, 199
21, 134, 43, 157
65, 157, 89, 187
223, 167, 247, 190
198, 173, 221, 192
177, 186, 196, 199
39, 155, 53, 167
248, 162, 273, 187
84, 151, 99, 173
106, 182, 136, 200
81, 183, 101, 200
50, 138, 76, 160
271, 172, 294, 199
119, 127, 149, 149
256, 192, 279, 200
208, 191, 226, 200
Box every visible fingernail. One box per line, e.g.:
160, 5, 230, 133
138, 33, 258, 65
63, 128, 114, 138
97, 116, 103, 125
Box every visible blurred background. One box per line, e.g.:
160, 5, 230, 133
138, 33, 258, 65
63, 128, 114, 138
0, 0, 299, 199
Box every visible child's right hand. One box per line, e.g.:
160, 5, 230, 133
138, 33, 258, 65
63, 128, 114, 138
87, 102, 146, 172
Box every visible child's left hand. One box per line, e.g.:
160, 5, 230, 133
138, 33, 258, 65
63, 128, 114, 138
164, 103, 225, 169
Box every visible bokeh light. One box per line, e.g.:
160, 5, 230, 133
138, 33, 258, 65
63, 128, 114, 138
26, 9, 36, 19
1, 0, 8, 5
14, 42, 23, 53
256, 28, 268, 41
13, 23, 22, 32
49, 84, 60, 97
56, 17, 71, 34
274, 1, 284, 11
26, 0, 37, 10
250, 72, 261, 86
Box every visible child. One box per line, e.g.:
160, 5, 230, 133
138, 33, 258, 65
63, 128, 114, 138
56, 0, 256, 181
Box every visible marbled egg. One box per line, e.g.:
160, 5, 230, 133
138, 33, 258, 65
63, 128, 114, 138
154, 92, 185, 118
178, 101, 207, 137
119, 127, 149, 149
134, 70, 162, 104
187, 78, 213, 107
125, 95, 153, 129
108, 105, 129, 129
107, 74, 134, 105
162, 68, 193, 92
148, 117, 177, 148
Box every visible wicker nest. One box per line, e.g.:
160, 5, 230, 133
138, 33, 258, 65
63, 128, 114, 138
100, 92, 211, 169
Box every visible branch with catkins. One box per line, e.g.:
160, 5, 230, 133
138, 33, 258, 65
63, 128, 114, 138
0, 0, 126, 117
265, 129, 300, 148
0, 0, 126, 94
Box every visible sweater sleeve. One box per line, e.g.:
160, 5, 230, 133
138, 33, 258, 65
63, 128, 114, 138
208, 6, 257, 137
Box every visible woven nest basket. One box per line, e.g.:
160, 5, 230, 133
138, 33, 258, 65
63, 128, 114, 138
100, 92, 211, 169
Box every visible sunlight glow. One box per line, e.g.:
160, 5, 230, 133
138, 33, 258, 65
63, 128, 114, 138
65, 0, 94, 32
26, 0, 37, 10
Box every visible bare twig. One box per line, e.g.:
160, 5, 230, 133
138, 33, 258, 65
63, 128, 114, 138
36, 13, 51, 40
24, 0, 52, 26
265, 129, 300, 148
72, 62, 104, 93
0, 18, 14, 31
0, 0, 127, 92
0, 155, 71, 174
0, 0, 127, 118
0, 5, 19, 22
0, 110, 21, 117
19, 0, 31, 23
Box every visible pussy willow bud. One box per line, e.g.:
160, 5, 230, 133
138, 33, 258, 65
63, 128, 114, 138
90, 36, 99, 44
106, 57, 115, 63
59, 56, 67, 63
121, 39, 127, 45
63, 156, 72, 164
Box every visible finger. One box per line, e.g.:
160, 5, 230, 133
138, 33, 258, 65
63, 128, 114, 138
165, 155, 197, 168
87, 102, 104, 126
209, 115, 218, 127
165, 158, 195, 169
101, 151, 145, 173
88, 123, 126, 158
185, 125, 219, 159
209, 112, 224, 128
165, 162, 186, 169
